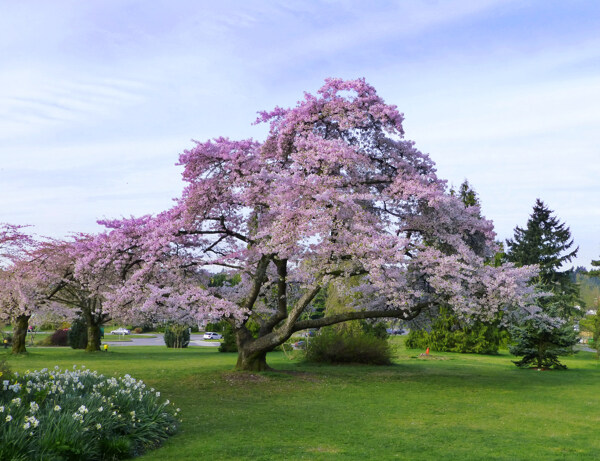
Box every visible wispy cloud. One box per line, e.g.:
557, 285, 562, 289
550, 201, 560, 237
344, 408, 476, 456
0, 0, 598, 266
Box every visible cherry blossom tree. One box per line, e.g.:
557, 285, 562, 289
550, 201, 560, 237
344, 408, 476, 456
85, 79, 538, 370
0, 223, 38, 353
1, 227, 113, 353
24, 237, 113, 352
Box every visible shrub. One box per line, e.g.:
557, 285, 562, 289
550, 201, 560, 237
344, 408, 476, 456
68, 317, 88, 350
0, 366, 180, 460
164, 324, 190, 348
0, 358, 11, 380
49, 329, 69, 347
218, 323, 238, 352
205, 322, 222, 332
131, 323, 153, 333
360, 321, 389, 340
36, 322, 60, 331
305, 328, 392, 365
2, 334, 13, 348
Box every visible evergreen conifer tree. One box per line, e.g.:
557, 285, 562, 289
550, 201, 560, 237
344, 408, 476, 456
505, 198, 579, 318
590, 256, 600, 277
505, 199, 579, 368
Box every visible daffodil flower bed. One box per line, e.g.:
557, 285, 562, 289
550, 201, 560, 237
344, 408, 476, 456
0, 366, 180, 460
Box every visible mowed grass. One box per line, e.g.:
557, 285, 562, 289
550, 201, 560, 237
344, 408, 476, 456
3, 344, 600, 460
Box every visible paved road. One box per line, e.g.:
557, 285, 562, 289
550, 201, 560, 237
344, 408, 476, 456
104, 333, 220, 347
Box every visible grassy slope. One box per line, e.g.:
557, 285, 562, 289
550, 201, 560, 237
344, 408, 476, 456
3, 345, 600, 460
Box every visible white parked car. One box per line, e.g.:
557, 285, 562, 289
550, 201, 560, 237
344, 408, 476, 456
203, 332, 223, 340
111, 328, 130, 335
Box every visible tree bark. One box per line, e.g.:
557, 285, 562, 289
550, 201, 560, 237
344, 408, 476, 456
235, 349, 271, 372
86, 322, 101, 352
82, 303, 101, 352
12, 315, 30, 354
234, 326, 276, 371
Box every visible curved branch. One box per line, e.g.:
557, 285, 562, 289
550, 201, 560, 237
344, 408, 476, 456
292, 302, 428, 331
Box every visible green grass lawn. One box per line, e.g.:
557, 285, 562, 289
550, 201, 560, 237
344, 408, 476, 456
3, 344, 600, 460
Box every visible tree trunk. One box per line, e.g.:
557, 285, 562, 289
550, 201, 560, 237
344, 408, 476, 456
234, 328, 274, 371
12, 315, 30, 354
235, 349, 271, 372
86, 322, 101, 352
82, 304, 101, 352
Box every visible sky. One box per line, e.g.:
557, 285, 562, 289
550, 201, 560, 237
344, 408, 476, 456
1, 0, 599, 268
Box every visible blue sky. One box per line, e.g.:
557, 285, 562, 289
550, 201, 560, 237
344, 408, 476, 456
1, 0, 599, 268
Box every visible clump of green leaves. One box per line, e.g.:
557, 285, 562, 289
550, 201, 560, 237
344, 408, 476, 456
406, 306, 505, 354
305, 327, 392, 365
68, 316, 89, 350
164, 324, 190, 348
218, 323, 238, 352
0, 358, 12, 380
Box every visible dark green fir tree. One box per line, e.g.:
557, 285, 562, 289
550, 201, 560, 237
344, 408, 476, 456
505, 198, 580, 318
505, 199, 579, 368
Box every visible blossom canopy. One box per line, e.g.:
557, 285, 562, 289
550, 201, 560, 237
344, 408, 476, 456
82, 78, 537, 370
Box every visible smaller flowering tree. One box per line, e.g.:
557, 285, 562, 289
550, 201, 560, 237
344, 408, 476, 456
21, 236, 119, 352
1, 231, 115, 353
0, 224, 50, 354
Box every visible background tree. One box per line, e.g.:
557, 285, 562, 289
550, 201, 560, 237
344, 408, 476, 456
505, 198, 580, 319
509, 314, 578, 369
23, 237, 113, 352
80, 79, 538, 371
505, 199, 579, 368
0, 224, 40, 354
578, 257, 600, 356
0, 261, 48, 354
406, 305, 506, 354
590, 256, 600, 277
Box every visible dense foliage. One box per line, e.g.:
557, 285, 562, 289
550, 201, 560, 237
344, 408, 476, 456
68, 316, 99, 350
406, 306, 505, 354
305, 327, 392, 365
408, 180, 506, 353
0, 366, 180, 460
509, 317, 578, 369
163, 324, 190, 348
218, 323, 238, 352
49, 329, 69, 347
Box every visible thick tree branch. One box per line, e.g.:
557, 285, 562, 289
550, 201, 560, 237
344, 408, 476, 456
261, 258, 288, 334
292, 303, 428, 331
243, 254, 271, 312
275, 283, 322, 338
